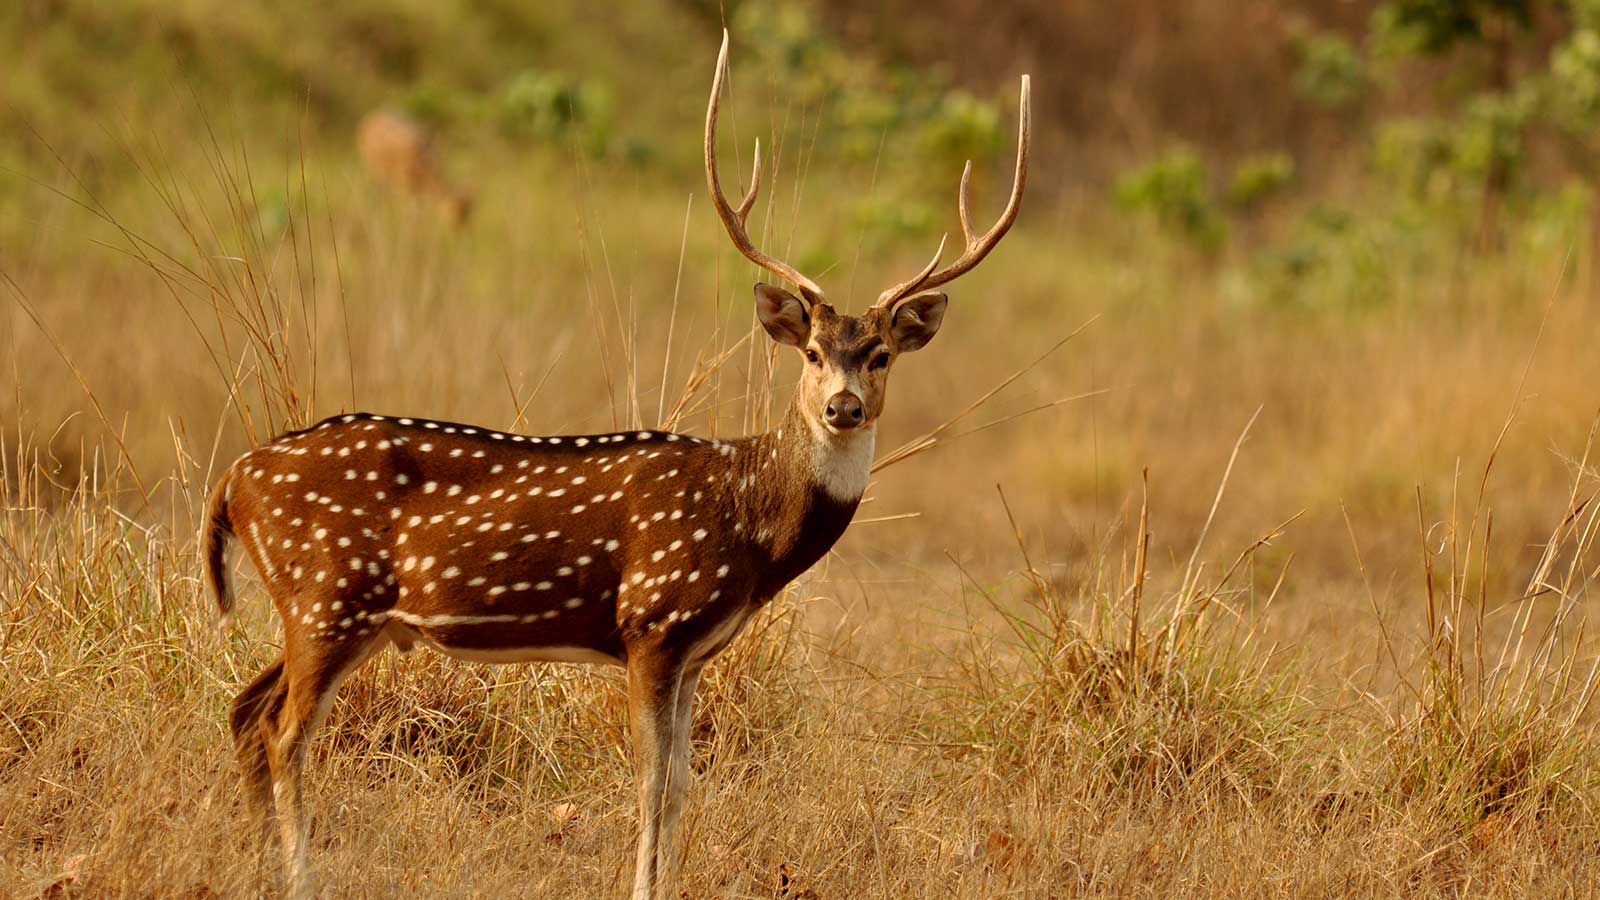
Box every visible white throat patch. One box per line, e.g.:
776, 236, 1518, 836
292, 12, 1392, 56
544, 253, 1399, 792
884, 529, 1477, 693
805, 418, 875, 502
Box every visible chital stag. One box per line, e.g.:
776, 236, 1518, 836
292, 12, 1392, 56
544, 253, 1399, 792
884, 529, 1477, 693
205, 32, 1028, 900
356, 109, 474, 226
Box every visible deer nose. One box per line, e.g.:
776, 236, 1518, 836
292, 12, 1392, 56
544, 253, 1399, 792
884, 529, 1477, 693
823, 392, 865, 430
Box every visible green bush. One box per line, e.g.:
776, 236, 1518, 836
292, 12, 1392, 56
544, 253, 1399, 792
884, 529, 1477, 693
496, 69, 613, 156
1372, 117, 1460, 203
1373, 0, 1534, 56
1291, 31, 1370, 110
397, 81, 460, 126
1452, 89, 1535, 181
728, 1, 1007, 182
1228, 153, 1296, 210
1250, 204, 1405, 310
916, 90, 1004, 173
1115, 149, 1228, 252
849, 195, 935, 243
1539, 10, 1600, 175
1547, 26, 1600, 124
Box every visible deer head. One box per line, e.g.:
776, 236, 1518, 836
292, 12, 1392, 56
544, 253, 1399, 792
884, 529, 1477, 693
705, 31, 1030, 445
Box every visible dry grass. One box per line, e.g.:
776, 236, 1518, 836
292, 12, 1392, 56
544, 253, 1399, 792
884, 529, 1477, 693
5, 87, 1600, 900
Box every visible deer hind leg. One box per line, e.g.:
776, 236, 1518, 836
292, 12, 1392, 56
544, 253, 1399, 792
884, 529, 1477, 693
230, 656, 287, 845
628, 654, 693, 900
261, 632, 384, 900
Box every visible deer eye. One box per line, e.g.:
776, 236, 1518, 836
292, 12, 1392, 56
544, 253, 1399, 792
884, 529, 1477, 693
868, 352, 891, 371
804, 348, 821, 366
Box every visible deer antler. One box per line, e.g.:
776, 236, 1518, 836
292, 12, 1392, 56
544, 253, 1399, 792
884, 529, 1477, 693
874, 74, 1031, 310
706, 30, 825, 304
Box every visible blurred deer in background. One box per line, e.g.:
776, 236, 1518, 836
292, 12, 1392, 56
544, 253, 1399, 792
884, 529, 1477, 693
356, 110, 473, 227
211, 32, 1027, 900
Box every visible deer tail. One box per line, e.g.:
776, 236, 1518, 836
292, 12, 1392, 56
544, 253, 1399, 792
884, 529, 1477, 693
202, 467, 237, 625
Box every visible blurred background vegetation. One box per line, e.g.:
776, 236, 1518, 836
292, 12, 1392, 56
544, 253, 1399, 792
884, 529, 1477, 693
8, 0, 1600, 312
8, 0, 1600, 591
8, 0, 1600, 564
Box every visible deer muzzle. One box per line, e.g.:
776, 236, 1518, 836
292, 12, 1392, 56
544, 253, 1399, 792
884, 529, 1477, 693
823, 392, 865, 431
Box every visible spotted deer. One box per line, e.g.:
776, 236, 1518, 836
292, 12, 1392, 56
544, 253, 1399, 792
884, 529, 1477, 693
356, 109, 474, 226
204, 32, 1028, 900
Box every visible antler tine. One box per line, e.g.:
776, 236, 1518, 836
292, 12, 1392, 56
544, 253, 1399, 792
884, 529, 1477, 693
735, 139, 762, 223
706, 30, 825, 302
957, 160, 977, 246
875, 74, 1031, 310
874, 233, 948, 308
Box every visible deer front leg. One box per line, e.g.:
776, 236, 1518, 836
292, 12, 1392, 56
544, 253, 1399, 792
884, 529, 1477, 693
627, 652, 696, 900
657, 663, 703, 891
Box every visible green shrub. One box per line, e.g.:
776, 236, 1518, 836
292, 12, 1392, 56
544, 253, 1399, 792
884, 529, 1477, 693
1547, 25, 1600, 124
497, 69, 613, 155
1114, 149, 1227, 252
1227, 153, 1296, 210
1291, 31, 1370, 110
916, 90, 1004, 173
1372, 117, 1459, 202
1250, 204, 1402, 310
1452, 89, 1535, 182
849, 196, 935, 243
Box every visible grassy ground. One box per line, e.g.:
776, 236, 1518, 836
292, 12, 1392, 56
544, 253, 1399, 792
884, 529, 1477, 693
6, 3, 1600, 898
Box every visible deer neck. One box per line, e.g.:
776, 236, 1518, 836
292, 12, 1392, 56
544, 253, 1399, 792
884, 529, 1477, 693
733, 396, 873, 596
767, 394, 875, 501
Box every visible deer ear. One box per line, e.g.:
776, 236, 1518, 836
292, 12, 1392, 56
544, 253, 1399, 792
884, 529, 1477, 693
889, 291, 948, 353
754, 282, 810, 347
